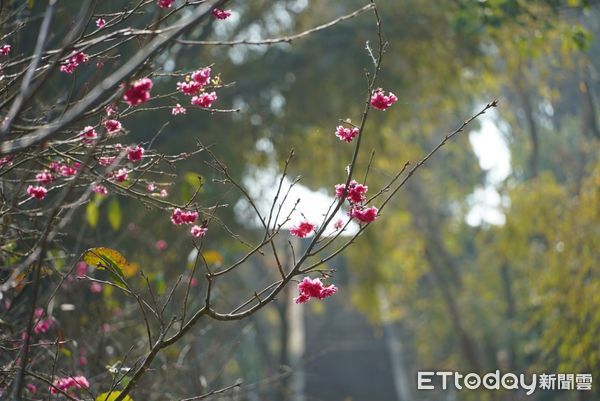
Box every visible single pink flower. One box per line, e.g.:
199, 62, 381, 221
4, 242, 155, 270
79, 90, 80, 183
172, 103, 186, 115
25, 383, 37, 394
155, 239, 168, 251
0, 44, 11, 56
191, 67, 211, 86
27, 185, 48, 200
33, 317, 53, 334
75, 261, 88, 278
350, 205, 378, 223
212, 8, 231, 19
106, 104, 117, 116
190, 225, 207, 238
126, 145, 144, 162
123, 77, 153, 106
159, 189, 168, 197
35, 170, 54, 185
79, 126, 97, 143
92, 184, 108, 195
113, 168, 129, 182
104, 119, 122, 134
48, 161, 61, 172
333, 219, 345, 230
59, 163, 80, 177
335, 125, 360, 143
370, 88, 397, 110
157, 0, 174, 8
191, 91, 217, 108
90, 282, 103, 293
147, 182, 156, 192
0, 155, 13, 168
96, 18, 106, 28
290, 220, 316, 238
177, 80, 202, 96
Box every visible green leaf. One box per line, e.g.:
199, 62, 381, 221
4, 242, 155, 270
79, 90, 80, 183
108, 199, 122, 231
96, 391, 133, 401
86, 202, 99, 228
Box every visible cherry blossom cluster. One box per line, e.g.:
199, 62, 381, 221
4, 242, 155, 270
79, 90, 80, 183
0, 44, 10, 56
124, 78, 153, 106
335, 180, 378, 223
294, 277, 338, 304
212, 8, 232, 20
49, 376, 89, 395
370, 88, 398, 110
170, 208, 207, 238
176, 67, 219, 109
60, 52, 89, 74
335, 125, 360, 143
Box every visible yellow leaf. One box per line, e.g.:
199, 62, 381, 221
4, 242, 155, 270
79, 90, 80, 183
83, 247, 130, 273
202, 250, 223, 266
96, 391, 133, 401
122, 261, 140, 279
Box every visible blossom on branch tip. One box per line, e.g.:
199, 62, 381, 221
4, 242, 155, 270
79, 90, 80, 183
290, 220, 316, 238
123, 78, 153, 106
27, 185, 47, 200
350, 205, 378, 223
126, 145, 144, 162
0, 44, 11, 56
113, 168, 129, 182
190, 225, 207, 238
294, 277, 337, 304
335, 125, 360, 142
59, 163, 80, 177
96, 18, 106, 28
212, 8, 231, 19
191, 91, 217, 108
370, 88, 397, 110
172, 104, 186, 115
79, 126, 97, 143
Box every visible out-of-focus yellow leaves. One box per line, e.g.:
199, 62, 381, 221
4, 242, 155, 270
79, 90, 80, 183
122, 261, 140, 279
86, 202, 99, 228
202, 250, 223, 266
108, 199, 122, 231
96, 391, 133, 401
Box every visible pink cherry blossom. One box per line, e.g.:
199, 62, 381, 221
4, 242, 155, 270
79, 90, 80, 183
335, 125, 360, 143
333, 219, 345, 230
104, 119, 122, 134
96, 18, 106, 28
290, 220, 316, 238
172, 103, 186, 115
48, 161, 61, 172
0, 44, 11, 56
126, 145, 144, 162
370, 88, 397, 110
49, 376, 89, 395
59, 163, 80, 177
190, 225, 207, 238
79, 126, 97, 143
159, 189, 168, 197
25, 383, 37, 394
335, 180, 368, 204
191, 91, 217, 108
191, 67, 211, 86
92, 184, 108, 195
350, 205, 378, 223
177, 80, 202, 96
155, 239, 168, 251
113, 168, 129, 182
35, 171, 54, 185
27, 185, 48, 200
106, 104, 117, 116
212, 8, 231, 19
33, 314, 53, 334
0, 155, 13, 168
147, 182, 156, 192
123, 77, 153, 106
60, 52, 89, 74
294, 277, 337, 304
170, 208, 198, 225
90, 282, 103, 293
157, 0, 174, 8
98, 156, 116, 166
75, 262, 88, 278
